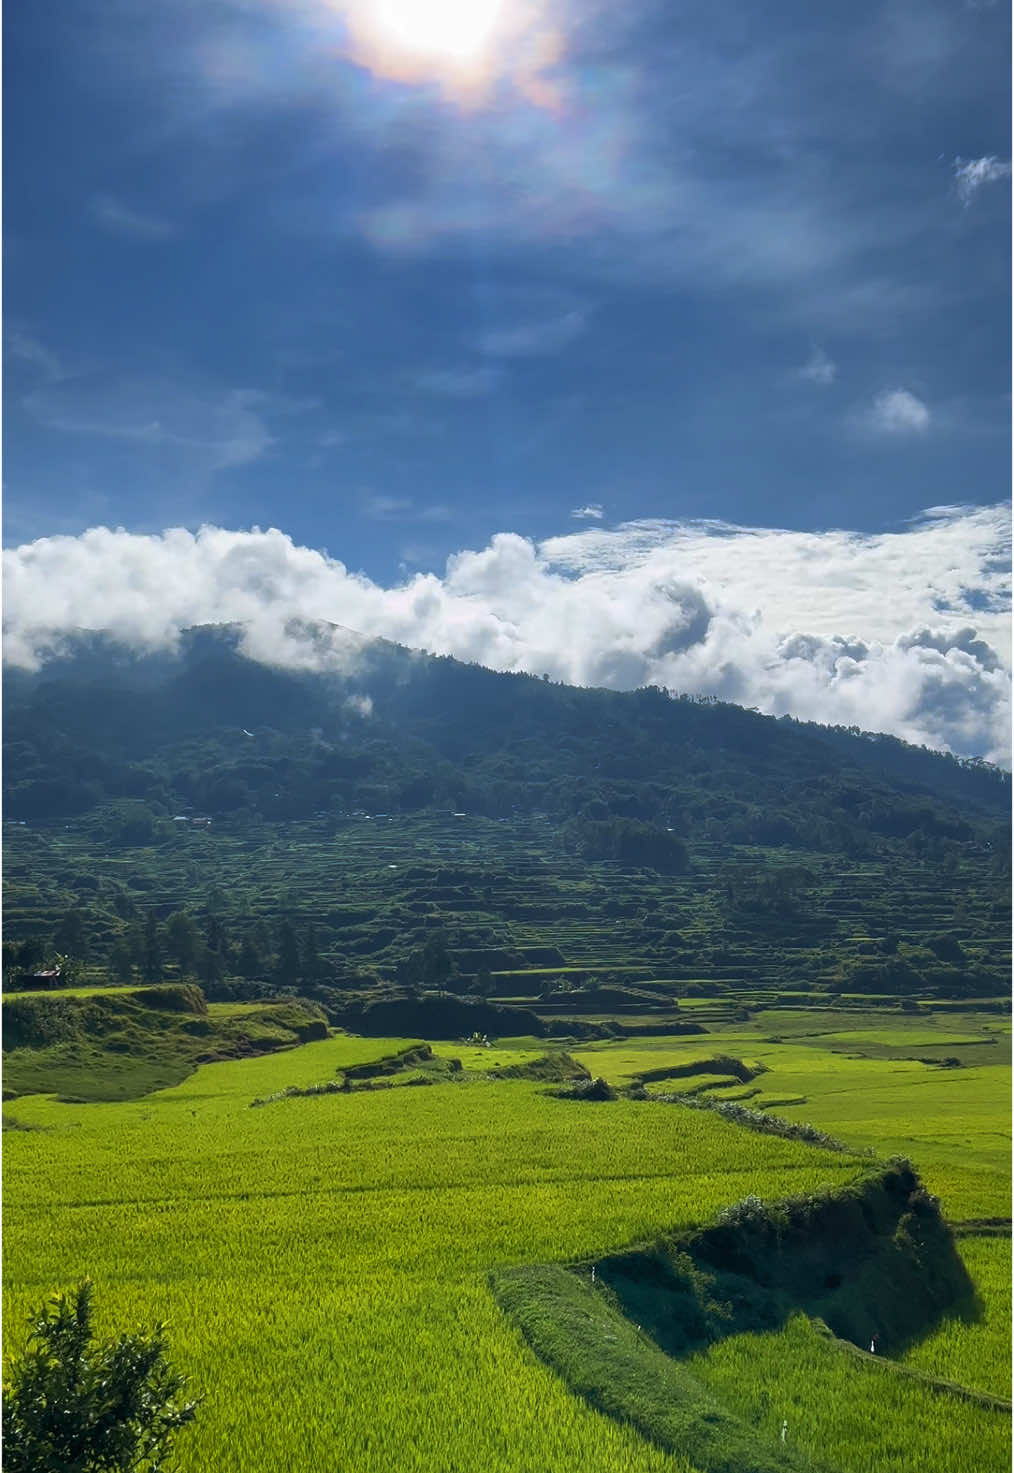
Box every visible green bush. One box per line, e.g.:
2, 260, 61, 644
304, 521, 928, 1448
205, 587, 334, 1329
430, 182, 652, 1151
2, 1279, 198, 1473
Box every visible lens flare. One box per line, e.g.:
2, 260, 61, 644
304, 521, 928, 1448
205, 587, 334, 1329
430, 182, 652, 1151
336, 0, 565, 108
374, 0, 505, 60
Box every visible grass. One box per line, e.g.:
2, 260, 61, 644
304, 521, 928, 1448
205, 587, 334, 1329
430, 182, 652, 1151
687, 1312, 1011, 1473
493, 1263, 811, 1473
3, 1006, 1009, 1472
899, 1236, 1012, 1399
4, 1038, 863, 1473
1, 988, 329, 1103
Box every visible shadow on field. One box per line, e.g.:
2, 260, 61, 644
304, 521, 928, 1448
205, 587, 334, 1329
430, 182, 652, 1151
493, 1163, 989, 1473
592, 1160, 980, 1361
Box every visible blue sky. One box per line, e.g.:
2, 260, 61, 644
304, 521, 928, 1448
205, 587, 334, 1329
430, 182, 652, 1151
3, 0, 1011, 759
4, 0, 1010, 568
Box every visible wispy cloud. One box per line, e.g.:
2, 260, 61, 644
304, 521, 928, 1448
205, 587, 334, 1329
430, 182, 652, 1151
5, 329, 65, 381
23, 374, 273, 471
361, 493, 452, 523
953, 155, 1011, 204
571, 504, 604, 520
867, 388, 931, 435
799, 346, 837, 385
109, 0, 976, 335
413, 365, 501, 397
88, 193, 178, 239
3, 505, 1009, 762
478, 309, 588, 358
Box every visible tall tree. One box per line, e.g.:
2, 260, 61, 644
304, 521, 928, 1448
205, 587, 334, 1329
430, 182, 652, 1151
108, 938, 135, 985
141, 912, 163, 983
165, 911, 199, 977
275, 919, 301, 984
237, 933, 264, 979
301, 923, 322, 981
420, 929, 454, 990
53, 908, 88, 962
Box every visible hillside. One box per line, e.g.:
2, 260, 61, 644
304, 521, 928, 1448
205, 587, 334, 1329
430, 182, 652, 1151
4, 622, 1008, 839
3, 624, 1010, 1009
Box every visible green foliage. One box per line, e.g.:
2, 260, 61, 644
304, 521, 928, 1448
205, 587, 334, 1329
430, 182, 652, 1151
2, 1279, 198, 1473
565, 816, 690, 873
164, 914, 199, 978
1, 988, 327, 1101
493, 1262, 811, 1473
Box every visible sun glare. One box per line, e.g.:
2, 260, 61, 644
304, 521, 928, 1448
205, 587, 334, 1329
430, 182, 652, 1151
374, 0, 505, 60
337, 0, 562, 106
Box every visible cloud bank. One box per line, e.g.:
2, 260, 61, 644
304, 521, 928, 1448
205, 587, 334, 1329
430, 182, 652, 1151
3, 506, 1010, 763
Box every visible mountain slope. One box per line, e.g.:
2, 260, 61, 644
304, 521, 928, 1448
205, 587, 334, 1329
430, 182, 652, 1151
3, 624, 1008, 856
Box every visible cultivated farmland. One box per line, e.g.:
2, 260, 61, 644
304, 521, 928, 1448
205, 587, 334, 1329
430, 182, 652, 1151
3, 1011, 1010, 1473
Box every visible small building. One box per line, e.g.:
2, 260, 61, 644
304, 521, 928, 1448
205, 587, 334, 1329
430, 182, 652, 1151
19, 967, 63, 991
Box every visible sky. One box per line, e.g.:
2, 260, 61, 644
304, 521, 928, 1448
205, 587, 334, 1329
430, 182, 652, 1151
2, 0, 1011, 759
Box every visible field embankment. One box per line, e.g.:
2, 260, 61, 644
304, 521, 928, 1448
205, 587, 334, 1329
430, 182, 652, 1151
2, 984, 328, 1102
494, 1162, 998, 1471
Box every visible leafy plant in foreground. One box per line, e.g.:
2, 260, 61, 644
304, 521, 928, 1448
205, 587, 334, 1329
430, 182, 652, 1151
2, 1279, 199, 1473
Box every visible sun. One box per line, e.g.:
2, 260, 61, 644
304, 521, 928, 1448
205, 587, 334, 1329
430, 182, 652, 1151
373, 0, 505, 60
337, 0, 563, 108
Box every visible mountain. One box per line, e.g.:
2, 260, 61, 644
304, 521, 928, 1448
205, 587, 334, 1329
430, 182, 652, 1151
3, 622, 1008, 853
4, 623, 1009, 1012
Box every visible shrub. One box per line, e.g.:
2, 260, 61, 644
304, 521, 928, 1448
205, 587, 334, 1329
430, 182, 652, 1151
2, 1279, 198, 1473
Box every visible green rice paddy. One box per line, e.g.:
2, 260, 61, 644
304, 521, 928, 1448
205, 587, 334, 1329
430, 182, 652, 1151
3, 1010, 1010, 1471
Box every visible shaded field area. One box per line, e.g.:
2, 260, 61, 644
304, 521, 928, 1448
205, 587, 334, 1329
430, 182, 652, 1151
899, 1235, 1012, 1399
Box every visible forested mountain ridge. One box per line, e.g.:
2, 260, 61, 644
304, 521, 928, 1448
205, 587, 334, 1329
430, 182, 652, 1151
3, 622, 1008, 858
4, 624, 1010, 1022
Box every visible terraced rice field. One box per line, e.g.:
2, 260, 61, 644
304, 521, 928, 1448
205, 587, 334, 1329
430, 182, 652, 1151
4, 1013, 1009, 1472
571, 1017, 1011, 1218
688, 1313, 1010, 1473
899, 1236, 1011, 1399
3, 817, 1009, 992
4, 1035, 862, 1473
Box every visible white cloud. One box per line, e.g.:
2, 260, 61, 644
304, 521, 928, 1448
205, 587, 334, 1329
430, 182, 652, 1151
953, 155, 1011, 204
571, 504, 604, 520
799, 346, 837, 385
344, 693, 374, 718
3, 505, 1010, 762
89, 193, 178, 240
868, 388, 931, 434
